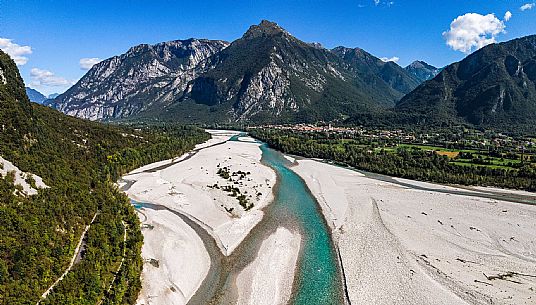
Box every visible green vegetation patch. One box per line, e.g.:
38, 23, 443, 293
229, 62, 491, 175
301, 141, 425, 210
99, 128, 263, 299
249, 128, 536, 191
0, 51, 210, 305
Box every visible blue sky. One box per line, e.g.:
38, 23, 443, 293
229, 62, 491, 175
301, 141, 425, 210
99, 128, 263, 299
1, 0, 535, 95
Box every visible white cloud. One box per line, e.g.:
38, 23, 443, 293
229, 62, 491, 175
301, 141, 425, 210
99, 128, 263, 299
504, 11, 512, 21
79, 57, 101, 70
30, 68, 73, 87
442, 13, 509, 54
380, 56, 400, 63
360, 1, 394, 8
520, 3, 535, 11
0, 38, 32, 65
372, 0, 394, 6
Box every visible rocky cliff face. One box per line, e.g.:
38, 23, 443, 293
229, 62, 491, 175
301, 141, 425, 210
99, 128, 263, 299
48, 39, 229, 120
0, 66, 6, 85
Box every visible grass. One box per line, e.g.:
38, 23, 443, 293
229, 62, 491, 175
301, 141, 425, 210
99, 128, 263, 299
397, 144, 480, 153
450, 161, 513, 170
333, 139, 527, 170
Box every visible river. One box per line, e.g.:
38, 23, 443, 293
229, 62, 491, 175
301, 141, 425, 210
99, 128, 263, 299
126, 132, 536, 305
259, 143, 344, 304
128, 136, 346, 304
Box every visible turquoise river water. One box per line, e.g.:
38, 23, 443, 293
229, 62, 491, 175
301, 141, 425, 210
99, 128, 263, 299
130, 134, 536, 304
130, 136, 345, 304
259, 143, 344, 304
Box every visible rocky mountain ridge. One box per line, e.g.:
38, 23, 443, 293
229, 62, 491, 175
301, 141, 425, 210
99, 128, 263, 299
50, 20, 422, 123
25, 87, 47, 104
48, 38, 229, 120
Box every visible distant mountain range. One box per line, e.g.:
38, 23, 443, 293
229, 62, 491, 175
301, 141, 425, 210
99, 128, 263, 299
49, 20, 426, 123
25, 87, 59, 104
47, 93, 60, 99
47, 20, 536, 131
397, 34, 536, 131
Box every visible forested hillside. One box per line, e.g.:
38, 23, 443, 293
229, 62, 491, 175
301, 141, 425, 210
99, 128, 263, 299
0, 50, 210, 304
397, 35, 536, 133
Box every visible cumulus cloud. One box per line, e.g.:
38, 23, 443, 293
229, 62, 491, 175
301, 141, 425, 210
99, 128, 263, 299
30, 68, 73, 87
520, 3, 535, 11
380, 56, 400, 63
442, 13, 509, 54
504, 11, 512, 21
79, 57, 101, 70
0, 38, 32, 65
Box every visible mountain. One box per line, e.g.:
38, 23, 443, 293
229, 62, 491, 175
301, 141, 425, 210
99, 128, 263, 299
397, 35, 536, 131
178, 20, 421, 123
25, 88, 59, 104
25, 87, 47, 104
404, 61, 440, 82
332, 46, 420, 96
51, 20, 420, 123
48, 38, 229, 120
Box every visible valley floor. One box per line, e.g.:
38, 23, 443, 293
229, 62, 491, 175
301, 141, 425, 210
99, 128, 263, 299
121, 130, 300, 305
120, 130, 536, 305
293, 159, 536, 305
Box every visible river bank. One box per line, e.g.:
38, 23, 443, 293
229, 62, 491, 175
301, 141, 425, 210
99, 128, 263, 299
119, 129, 536, 305
123, 130, 276, 256
134, 207, 210, 305
124, 131, 347, 305
293, 159, 536, 305
235, 226, 301, 305
124, 131, 297, 305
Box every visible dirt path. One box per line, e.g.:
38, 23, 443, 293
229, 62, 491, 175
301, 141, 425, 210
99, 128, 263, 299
37, 212, 99, 304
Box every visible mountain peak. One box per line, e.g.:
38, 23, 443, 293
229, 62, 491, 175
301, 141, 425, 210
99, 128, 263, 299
49, 21, 421, 123
406, 60, 437, 70
405, 60, 440, 82
243, 20, 287, 39
332, 46, 373, 59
